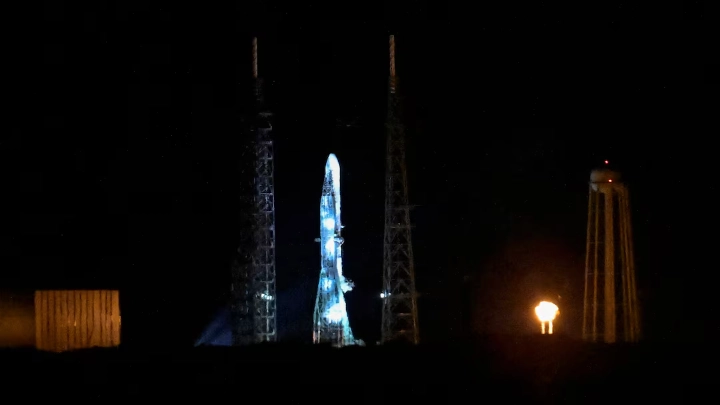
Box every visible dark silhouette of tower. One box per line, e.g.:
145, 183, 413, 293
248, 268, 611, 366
381, 35, 420, 344
583, 162, 640, 343
232, 37, 277, 345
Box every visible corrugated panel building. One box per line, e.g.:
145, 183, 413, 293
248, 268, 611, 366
35, 290, 121, 352
0, 290, 120, 352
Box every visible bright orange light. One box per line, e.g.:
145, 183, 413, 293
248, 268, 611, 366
608, 179, 613, 183
535, 301, 559, 322
535, 301, 559, 334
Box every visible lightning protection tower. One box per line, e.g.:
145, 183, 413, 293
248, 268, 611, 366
313, 154, 360, 347
583, 162, 640, 343
232, 37, 277, 345
381, 35, 420, 344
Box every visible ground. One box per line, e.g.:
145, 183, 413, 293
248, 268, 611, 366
2, 336, 709, 401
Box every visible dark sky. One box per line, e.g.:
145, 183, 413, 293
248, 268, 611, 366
3, 2, 711, 346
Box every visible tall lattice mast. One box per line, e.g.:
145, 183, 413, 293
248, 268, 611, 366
233, 37, 277, 344
582, 162, 640, 343
381, 35, 420, 344
251, 37, 278, 342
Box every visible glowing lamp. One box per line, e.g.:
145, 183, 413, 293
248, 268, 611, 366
608, 179, 613, 183
323, 218, 335, 230
325, 302, 346, 323
604, 160, 609, 164
535, 301, 559, 334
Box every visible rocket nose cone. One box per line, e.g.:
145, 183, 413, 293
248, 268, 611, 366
326, 153, 340, 174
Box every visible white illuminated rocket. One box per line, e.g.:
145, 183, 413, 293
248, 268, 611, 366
312, 153, 361, 346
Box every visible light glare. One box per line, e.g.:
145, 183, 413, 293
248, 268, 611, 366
325, 302, 346, 323
535, 301, 559, 334
323, 218, 335, 230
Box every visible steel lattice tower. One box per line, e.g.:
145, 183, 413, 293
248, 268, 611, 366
381, 35, 420, 344
232, 37, 277, 344
583, 162, 640, 343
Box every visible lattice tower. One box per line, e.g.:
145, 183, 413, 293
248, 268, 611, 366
232, 37, 277, 344
381, 35, 420, 344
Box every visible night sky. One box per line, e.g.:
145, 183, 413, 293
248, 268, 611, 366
3, 2, 711, 347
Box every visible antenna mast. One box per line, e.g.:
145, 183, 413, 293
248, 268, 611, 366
381, 35, 420, 344
252, 37, 258, 79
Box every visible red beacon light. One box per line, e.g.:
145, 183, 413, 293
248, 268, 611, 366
604, 160, 609, 164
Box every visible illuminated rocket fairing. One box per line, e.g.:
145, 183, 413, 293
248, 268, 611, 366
312, 154, 359, 346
